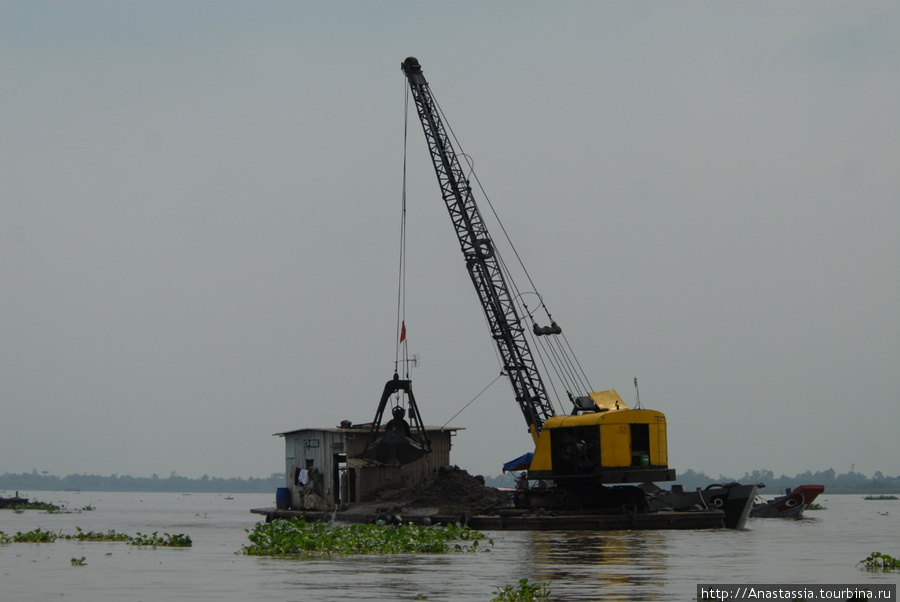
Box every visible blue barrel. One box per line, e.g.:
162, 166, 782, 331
275, 487, 290, 510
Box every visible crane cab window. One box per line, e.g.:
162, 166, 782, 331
630, 424, 650, 466
549, 425, 601, 477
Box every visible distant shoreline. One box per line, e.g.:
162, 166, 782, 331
4, 467, 898, 495
483, 467, 900, 495
0, 472, 284, 494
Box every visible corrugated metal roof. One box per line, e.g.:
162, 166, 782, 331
272, 425, 463, 437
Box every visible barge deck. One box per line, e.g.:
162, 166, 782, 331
250, 506, 726, 531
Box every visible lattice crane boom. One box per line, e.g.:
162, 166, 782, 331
401, 57, 555, 441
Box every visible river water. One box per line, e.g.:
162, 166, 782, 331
0, 490, 896, 601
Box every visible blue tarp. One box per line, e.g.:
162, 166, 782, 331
502, 452, 533, 473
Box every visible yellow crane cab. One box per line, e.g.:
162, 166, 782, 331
528, 390, 676, 484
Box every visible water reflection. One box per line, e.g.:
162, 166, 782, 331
270, 530, 674, 601
523, 530, 670, 600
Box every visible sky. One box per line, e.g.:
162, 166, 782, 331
2, 1, 898, 482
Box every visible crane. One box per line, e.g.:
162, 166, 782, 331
401, 58, 554, 444
401, 57, 675, 508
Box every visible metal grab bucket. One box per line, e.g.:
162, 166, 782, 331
275, 487, 290, 510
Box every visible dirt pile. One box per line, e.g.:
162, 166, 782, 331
391, 465, 512, 511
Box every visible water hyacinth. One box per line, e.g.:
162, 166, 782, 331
0, 527, 191, 547
131, 531, 193, 547
9, 527, 59, 543
491, 578, 551, 601
63, 527, 132, 542
240, 518, 492, 557
858, 552, 899, 572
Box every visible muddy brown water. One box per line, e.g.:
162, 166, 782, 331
0, 491, 895, 600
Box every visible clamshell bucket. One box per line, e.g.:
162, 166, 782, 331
359, 375, 432, 467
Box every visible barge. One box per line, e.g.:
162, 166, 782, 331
250, 505, 728, 531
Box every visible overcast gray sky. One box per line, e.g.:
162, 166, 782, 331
2, 1, 898, 482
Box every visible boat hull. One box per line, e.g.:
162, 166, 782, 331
250, 506, 727, 530
0, 496, 29, 508
644, 482, 758, 529
750, 484, 824, 518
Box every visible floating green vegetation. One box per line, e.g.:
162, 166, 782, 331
3, 500, 95, 514
46, 503, 96, 514
131, 531, 193, 547
0, 527, 191, 547
70, 556, 87, 566
863, 495, 898, 501
62, 527, 132, 542
858, 552, 899, 572
4, 500, 62, 512
9, 527, 59, 543
240, 519, 492, 557
491, 578, 552, 601
806, 502, 826, 511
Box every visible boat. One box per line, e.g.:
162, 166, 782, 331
0, 494, 29, 508
641, 482, 758, 529
749, 484, 824, 518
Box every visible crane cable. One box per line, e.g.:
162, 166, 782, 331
434, 96, 595, 402
395, 84, 410, 381
397, 87, 509, 427
469, 164, 594, 397
441, 372, 505, 429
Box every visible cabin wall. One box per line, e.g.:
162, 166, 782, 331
281, 428, 457, 508
282, 429, 351, 508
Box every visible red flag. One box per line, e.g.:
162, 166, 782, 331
399, 321, 406, 343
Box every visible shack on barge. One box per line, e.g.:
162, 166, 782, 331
272, 423, 460, 510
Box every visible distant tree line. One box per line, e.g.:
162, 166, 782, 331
673, 468, 900, 494
483, 468, 900, 494
5, 467, 899, 495
0, 470, 285, 493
